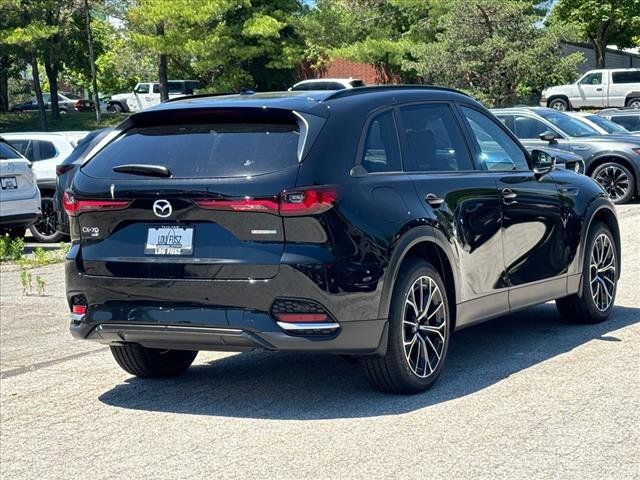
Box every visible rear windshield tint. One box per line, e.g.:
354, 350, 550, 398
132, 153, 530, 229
0, 141, 21, 159
82, 123, 300, 179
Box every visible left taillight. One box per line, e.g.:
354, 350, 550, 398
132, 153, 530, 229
195, 186, 337, 216
63, 191, 131, 216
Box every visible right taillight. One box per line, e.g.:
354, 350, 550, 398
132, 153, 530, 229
195, 186, 337, 217
63, 191, 131, 216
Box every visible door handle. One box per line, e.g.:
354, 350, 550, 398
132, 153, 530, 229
596, 87, 602, 92
501, 188, 517, 204
426, 193, 444, 207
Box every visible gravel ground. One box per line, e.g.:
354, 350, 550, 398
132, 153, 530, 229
1, 205, 639, 480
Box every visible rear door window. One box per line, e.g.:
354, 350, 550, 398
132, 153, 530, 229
82, 122, 301, 179
399, 103, 472, 172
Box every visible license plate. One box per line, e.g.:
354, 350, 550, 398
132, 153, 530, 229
1, 177, 17, 189
144, 226, 193, 255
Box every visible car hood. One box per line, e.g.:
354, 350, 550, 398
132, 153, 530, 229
572, 135, 640, 147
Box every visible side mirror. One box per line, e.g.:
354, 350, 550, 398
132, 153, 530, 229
531, 149, 555, 175
539, 130, 558, 143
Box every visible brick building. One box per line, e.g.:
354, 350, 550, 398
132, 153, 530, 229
297, 58, 399, 85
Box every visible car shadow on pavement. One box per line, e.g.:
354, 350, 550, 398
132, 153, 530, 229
99, 303, 640, 419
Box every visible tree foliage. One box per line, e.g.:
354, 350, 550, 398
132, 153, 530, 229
552, 0, 640, 68
404, 0, 583, 106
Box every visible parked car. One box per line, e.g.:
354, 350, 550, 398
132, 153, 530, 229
10, 92, 94, 114
540, 68, 640, 111
492, 107, 640, 204
3, 131, 89, 241
289, 78, 365, 91
566, 111, 638, 136
105, 80, 199, 113
597, 108, 640, 133
54, 128, 116, 236
65, 86, 620, 394
0, 137, 40, 237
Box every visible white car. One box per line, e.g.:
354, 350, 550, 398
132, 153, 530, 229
566, 111, 640, 137
0, 138, 40, 238
540, 68, 640, 111
289, 78, 365, 91
3, 131, 88, 242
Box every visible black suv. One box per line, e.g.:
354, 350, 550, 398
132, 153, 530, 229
65, 87, 620, 394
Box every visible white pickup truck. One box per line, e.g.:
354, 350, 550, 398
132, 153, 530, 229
540, 68, 640, 111
106, 80, 199, 113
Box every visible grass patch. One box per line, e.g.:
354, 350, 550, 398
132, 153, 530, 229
0, 111, 127, 133
1, 235, 70, 267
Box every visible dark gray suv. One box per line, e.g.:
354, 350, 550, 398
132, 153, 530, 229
493, 107, 640, 204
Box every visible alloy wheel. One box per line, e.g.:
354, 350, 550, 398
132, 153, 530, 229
32, 198, 59, 239
590, 233, 616, 312
594, 165, 630, 201
402, 276, 447, 378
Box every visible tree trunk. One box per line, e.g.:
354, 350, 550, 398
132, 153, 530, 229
593, 40, 606, 69
44, 60, 60, 120
31, 56, 47, 130
84, 0, 101, 123
156, 22, 168, 102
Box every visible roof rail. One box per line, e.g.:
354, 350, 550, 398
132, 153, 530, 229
324, 84, 470, 101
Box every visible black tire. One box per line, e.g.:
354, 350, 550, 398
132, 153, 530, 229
556, 222, 617, 324
29, 196, 64, 243
549, 97, 570, 111
625, 97, 640, 109
107, 103, 123, 114
110, 344, 198, 378
591, 162, 635, 204
362, 259, 451, 394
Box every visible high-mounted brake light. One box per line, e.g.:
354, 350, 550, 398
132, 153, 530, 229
63, 191, 131, 216
195, 187, 337, 216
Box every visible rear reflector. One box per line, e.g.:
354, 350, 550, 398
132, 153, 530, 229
274, 313, 329, 323
63, 191, 131, 216
195, 186, 337, 216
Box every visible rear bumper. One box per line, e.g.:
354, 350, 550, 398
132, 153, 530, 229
0, 189, 41, 228
66, 247, 388, 354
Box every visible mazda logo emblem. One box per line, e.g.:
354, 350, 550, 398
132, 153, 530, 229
153, 199, 172, 218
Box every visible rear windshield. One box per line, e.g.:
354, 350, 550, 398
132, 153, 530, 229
82, 123, 301, 179
0, 141, 21, 159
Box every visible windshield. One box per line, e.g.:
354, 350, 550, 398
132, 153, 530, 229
585, 115, 629, 134
538, 111, 600, 137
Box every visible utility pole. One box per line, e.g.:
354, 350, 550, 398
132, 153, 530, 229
84, 0, 101, 123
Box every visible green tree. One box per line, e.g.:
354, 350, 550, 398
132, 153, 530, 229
404, 0, 583, 106
297, 0, 447, 82
552, 0, 640, 68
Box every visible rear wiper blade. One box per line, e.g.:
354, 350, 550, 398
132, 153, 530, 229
112, 164, 171, 177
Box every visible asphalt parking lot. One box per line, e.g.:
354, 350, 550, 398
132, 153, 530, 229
1, 205, 639, 479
